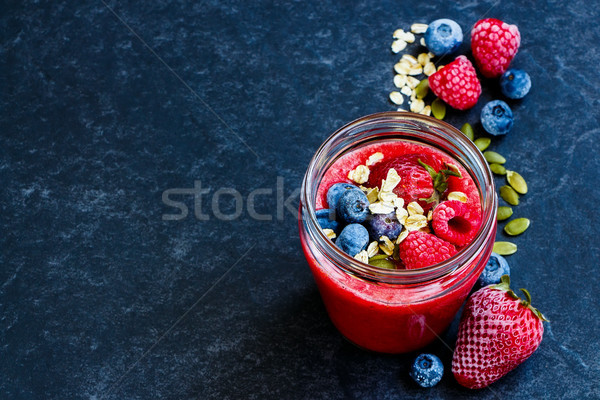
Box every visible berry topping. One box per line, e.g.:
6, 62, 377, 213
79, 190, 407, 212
364, 212, 403, 241
336, 189, 370, 224
428, 55, 481, 110
315, 208, 339, 233
410, 353, 444, 388
480, 100, 514, 136
336, 223, 369, 257
471, 18, 521, 78
500, 68, 531, 99
398, 231, 457, 269
452, 276, 547, 389
326, 182, 361, 209
366, 154, 441, 212
478, 252, 510, 286
431, 200, 481, 247
424, 19, 463, 56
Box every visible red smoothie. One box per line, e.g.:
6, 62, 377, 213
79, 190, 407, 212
299, 114, 497, 354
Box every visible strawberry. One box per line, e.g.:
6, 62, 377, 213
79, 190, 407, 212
428, 55, 481, 110
398, 231, 456, 269
452, 275, 547, 389
471, 18, 521, 78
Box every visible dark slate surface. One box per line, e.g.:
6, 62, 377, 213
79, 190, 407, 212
1, 1, 599, 399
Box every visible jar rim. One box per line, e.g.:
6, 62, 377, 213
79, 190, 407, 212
300, 111, 497, 285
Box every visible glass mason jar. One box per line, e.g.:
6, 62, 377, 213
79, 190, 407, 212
299, 112, 497, 354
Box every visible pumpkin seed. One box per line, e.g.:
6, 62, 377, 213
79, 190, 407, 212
431, 98, 446, 120
500, 185, 520, 205
415, 79, 429, 99
496, 206, 513, 221
490, 163, 507, 175
369, 258, 396, 269
369, 254, 388, 261
506, 170, 528, 194
474, 137, 491, 151
493, 241, 517, 255
460, 123, 474, 141
484, 151, 506, 164
504, 218, 531, 236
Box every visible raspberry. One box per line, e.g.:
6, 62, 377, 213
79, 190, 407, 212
471, 18, 521, 78
398, 231, 457, 270
431, 200, 481, 247
428, 56, 481, 110
366, 154, 442, 212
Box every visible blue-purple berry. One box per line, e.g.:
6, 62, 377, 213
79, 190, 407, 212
500, 68, 531, 99
424, 19, 463, 56
410, 353, 444, 388
480, 100, 513, 136
315, 208, 339, 233
364, 212, 403, 241
336, 223, 369, 257
478, 252, 510, 286
336, 189, 369, 224
326, 183, 361, 210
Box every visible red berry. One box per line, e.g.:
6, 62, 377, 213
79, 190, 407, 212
432, 200, 481, 247
366, 154, 441, 212
398, 231, 456, 270
452, 276, 546, 389
428, 56, 481, 110
471, 18, 521, 78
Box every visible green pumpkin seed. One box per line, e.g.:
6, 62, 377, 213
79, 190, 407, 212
460, 123, 474, 141
500, 185, 520, 205
431, 98, 446, 120
369, 258, 396, 269
490, 163, 507, 175
493, 241, 517, 255
415, 79, 429, 99
369, 254, 388, 261
504, 218, 531, 236
496, 206, 513, 221
483, 151, 506, 164
506, 170, 528, 194
474, 137, 491, 151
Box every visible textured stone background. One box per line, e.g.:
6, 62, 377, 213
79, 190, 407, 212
1, 0, 599, 399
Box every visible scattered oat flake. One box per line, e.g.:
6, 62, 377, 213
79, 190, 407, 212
366, 152, 384, 166
420, 105, 431, 116
396, 107, 407, 112
447, 191, 468, 202
389, 91, 404, 105
406, 77, 420, 88
394, 74, 407, 88
354, 250, 369, 263
379, 236, 395, 256
427, 52, 435, 58
396, 207, 408, 224
427, 210, 433, 221
411, 23, 428, 34
348, 165, 370, 184
381, 168, 401, 192
401, 54, 418, 65
405, 214, 428, 231
400, 86, 412, 96
408, 64, 423, 76
369, 201, 395, 214
394, 62, 411, 75
396, 229, 409, 244
423, 62, 436, 76
393, 197, 405, 209
417, 53, 430, 66
403, 32, 416, 43
407, 201, 424, 215
323, 228, 336, 240
420, 37, 426, 46
365, 187, 379, 203
378, 190, 397, 204
391, 39, 407, 53
393, 29, 406, 39
410, 99, 425, 113
367, 241, 379, 257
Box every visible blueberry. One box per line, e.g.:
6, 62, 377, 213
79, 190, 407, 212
478, 252, 510, 286
410, 353, 444, 388
424, 19, 463, 56
336, 189, 369, 224
500, 68, 531, 99
326, 183, 361, 209
480, 100, 514, 136
315, 209, 339, 233
336, 223, 369, 257
364, 212, 403, 241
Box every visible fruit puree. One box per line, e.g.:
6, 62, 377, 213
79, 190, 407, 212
300, 139, 493, 353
